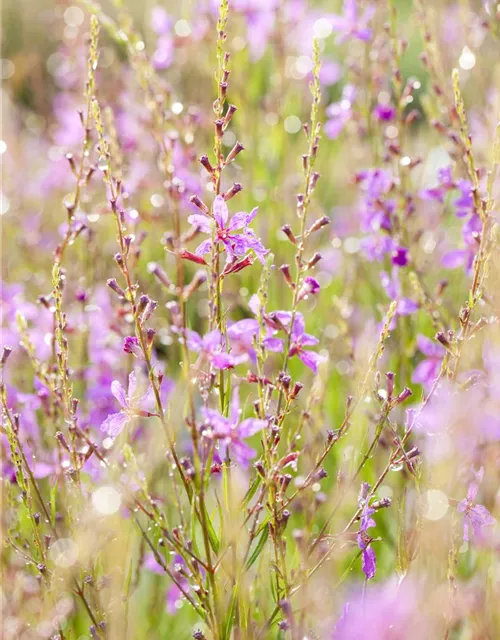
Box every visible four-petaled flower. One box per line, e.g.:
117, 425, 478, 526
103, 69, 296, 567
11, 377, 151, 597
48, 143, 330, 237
227, 294, 284, 362
189, 195, 267, 264
412, 334, 444, 390
457, 467, 496, 543
288, 314, 324, 374
200, 387, 267, 467
186, 328, 242, 370
331, 0, 375, 43
325, 85, 356, 139
381, 270, 418, 325
100, 372, 154, 438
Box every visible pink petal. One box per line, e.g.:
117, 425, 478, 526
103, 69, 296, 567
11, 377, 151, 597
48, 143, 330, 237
213, 195, 228, 227
101, 412, 129, 437
111, 380, 127, 407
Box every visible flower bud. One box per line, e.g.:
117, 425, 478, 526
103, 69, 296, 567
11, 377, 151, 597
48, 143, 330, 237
223, 183, 243, 201
183, 270, 207, 299
289, 382, 303, 399
179, 249, 207, 265
106, 278, 126, 299
199, 155, 214, 175
221, 254, 253, 277
306, 252, 322, 269
1, 346, 12, 366
281, 225, 297, 244
297, 276, 320, 301
394, 387, 412, 405
279, 264, 294, 289
225, 141, 245, 164
148, 262, 172, 289
385, 372, 395, 401
189, 194, 209, 214
223, 104, 237, 127
307, 216, 330, 234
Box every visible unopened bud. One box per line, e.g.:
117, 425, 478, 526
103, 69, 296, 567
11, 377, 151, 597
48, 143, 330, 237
279, 264, 294, 288
225, 141, 245, 164
306, 252, 322, 269
394, 387, 412, 405
148, 262, 171, 289
199, 155, 214, 175
289, 382, 303, 400
281, 225, 297, 244
223, 104, 237, 127
1, 346, 12, 366
106, 278, 126, 299
183, 270, 207, 299
179, 249, 207, 265
385, 372, 395, 401
221, 254, 253, 277
214, 119, 224, 137
55, 431, 71, 452
189, 194, 209, 214
307, 216, 330, 234
223, 183, 243, 201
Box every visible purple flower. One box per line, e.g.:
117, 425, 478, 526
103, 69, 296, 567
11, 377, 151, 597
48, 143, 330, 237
152, 35, 174, 70
297, 276, 320, 301
418, 166, 455, 203
288, 314, 324, 373
453, 178, 474, 217
200, 387, 267, 467
333, 579, 418, 639
381, 270, 419, 320
357, 499, 376, 580
357, 168, 396, 237
359, 234, 393, 262
457, 467, 496, 543
151, 6, 171, 35
330, 0, 375, 42
325, 85, 356, 139
391, 246, 409, 267
442, 212, 481, 273
226, 294, 284, 362
143, 552, 191, 614
412, 335, 444, 390
319, 59, 342, 86
100, 372, 154, 438
227, 320, 283, 363
373, 103, 396, 121
186, 328, 243, 370
418, 167, 474, 219
123, 336, 143, 358
189, 195, 267, 265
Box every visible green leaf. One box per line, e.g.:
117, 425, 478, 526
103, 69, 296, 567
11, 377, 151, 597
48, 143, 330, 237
222, 585, 238, 640
50, 483, 58, 528
202, 503, 220, 554
246, 524, 269, 570
242, 475, 261, 508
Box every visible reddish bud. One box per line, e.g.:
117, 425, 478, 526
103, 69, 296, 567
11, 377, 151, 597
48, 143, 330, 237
178, 250, 205, 266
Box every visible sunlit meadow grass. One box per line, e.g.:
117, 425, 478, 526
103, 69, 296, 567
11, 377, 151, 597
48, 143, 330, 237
2, 1, 500, 638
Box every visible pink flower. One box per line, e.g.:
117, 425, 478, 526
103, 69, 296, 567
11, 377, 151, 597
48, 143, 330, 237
186, 328, 243, 370
330, 0, 375, 43
457, 468, 496, 543
288, 314, 324, 373
189, 195, 268, 265
412, 335, 444, 390
100, 372, 155, 438
201, 387, 267, 467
